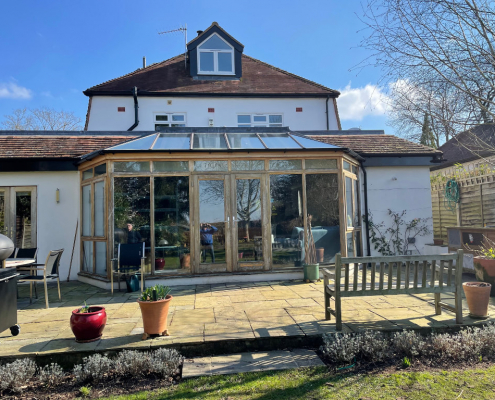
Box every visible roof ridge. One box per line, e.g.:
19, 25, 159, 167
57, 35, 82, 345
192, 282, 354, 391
242, 54, 339, 95
84, 55, 183, 92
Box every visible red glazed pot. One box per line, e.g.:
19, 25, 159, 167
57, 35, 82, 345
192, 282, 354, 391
70, 306, 107, 343
155, 258, 165, 270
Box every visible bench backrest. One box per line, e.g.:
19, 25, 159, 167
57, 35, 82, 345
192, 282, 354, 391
333, 250, 463, 296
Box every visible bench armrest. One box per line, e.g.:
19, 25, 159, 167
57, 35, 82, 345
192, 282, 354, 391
322, 268, 335, 280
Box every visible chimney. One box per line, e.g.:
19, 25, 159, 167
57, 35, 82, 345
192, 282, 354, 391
197, 30, 203, 36
143, 57, 146, 68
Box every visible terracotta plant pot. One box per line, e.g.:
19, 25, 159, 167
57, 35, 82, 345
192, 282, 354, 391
238, 252, 244, 259
180, 254, 190, 269
70, 306, 107, 343
474, 257, 495, 296
433, 239, 444, 246
138, 295, 173, 340
463, 282, 491, 318
316, 248, 325, 263
155, 258, 165, 270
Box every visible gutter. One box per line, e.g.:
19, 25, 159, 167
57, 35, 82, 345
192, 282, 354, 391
360, 160, 371, 257
127, 87, 139, 131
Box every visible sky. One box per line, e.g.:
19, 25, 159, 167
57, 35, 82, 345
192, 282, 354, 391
0, 0, 392, 133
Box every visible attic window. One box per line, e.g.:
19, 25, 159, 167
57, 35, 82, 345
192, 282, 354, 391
198, 33, 234, 75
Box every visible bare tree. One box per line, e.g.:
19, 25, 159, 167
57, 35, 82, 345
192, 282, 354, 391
1, 107, 82, 130
360, 0, 495, 143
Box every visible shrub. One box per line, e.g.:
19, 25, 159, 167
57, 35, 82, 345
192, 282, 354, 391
73, 354, 114, 383
402, 357, 411, 368
114, 350, 152, 376
0, 358, 37, 392
79, 386, 91, 397
38, 363, 65, 386
430, 328, 483, 362
150, 348, 183, 377
321, 333, 360, 364
359, 330, 390, 362
392, 330, 428, 358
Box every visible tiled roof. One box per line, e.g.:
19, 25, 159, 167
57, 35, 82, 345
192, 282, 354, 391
83, 54, 339, 97
0, 133, 134, 159
308, 134, 441, 156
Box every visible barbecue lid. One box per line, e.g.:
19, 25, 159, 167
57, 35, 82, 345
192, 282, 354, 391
0, 234, 14, 262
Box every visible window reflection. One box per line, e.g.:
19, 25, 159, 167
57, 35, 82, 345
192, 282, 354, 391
236, 179, 262, 262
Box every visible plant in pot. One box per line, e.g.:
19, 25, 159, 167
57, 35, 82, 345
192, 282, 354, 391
70, 302, 107, 343
138, 284, 173, 340
303, 215, 319, 283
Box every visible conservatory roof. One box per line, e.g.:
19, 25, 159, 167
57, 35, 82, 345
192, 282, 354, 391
105, 129, 341, 152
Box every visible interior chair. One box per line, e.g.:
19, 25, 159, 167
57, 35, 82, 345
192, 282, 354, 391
18, 249, 64, 309
111, 242, 146, 294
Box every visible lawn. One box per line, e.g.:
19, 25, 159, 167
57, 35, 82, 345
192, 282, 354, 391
103, 365, 495, 400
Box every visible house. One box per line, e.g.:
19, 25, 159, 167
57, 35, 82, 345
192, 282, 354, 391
0, 22, 441, 288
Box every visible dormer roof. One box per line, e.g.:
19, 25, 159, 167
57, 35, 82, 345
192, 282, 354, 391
187, 22, 244, 51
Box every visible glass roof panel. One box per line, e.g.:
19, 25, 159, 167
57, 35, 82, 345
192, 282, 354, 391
227, 133, 265, 149
153, 134, 190, 150
258, 133, 300, 149
108, 134, 156, 150
193, 133, 228, 149
291, 134, 339, 149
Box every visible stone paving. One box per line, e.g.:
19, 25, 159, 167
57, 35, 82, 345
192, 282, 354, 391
1, 277, 495, 362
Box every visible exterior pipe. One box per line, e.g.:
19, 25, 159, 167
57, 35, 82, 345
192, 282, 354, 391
361, 160, 371, 257
127, 86, 139, 131
325, 95, 330, 130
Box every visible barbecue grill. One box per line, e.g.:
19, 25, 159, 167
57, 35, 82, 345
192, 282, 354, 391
0, 234, 20, 336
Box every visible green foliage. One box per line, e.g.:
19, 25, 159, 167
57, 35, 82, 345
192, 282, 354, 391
364, 210, 431, 256
431, 162, 495, 186
466, 236, 495, 259
139, 284, 171, 302
402, 357, 411, 368
79, 386, 91, 397
77, 302, 90, 314
420, 113, 436, 148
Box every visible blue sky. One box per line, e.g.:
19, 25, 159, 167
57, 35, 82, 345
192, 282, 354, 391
0, 0, 391, 132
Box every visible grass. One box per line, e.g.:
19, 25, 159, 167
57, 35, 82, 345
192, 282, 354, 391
102, 365, 495, 400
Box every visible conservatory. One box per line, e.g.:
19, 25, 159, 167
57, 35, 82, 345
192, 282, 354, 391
78, 128, 362, 280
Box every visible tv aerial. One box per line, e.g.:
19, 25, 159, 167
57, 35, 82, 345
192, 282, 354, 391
158, 24, 187, 70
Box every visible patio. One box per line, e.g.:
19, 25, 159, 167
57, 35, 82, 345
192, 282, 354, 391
1, 278, 494, 365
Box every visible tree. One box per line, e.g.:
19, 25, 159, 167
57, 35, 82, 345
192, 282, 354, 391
360, 0, 495, 144
420, 113, 436, 148
1, 107, 82, 130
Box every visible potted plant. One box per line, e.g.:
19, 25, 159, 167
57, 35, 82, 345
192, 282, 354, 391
303, 215, 319, 283
70, 302, 107, 343
463, 282, 491, 318
468, 236, 495, 296
138, 284, 173, 340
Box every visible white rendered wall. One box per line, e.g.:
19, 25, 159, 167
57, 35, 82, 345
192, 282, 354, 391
0, 171, 80, 280
86, 96, 339, 131
362, 166, 434, 256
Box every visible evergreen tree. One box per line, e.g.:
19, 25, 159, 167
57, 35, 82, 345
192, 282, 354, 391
420, 113, 436, 148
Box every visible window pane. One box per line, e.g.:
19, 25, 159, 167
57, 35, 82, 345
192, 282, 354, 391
259, 133, 299, 149
154, 161, 189, 172
306, 174, 340, 263
82, 185, 91, 236
269, 115, 282, 123
292, 135, 338, 149
237, 115, 251, 124
270, 174, 304, 268
170, 123, 186, 127
194, 161, 228, 172
114, 161, 150, 172
236, 179, 263, 263
153, 134, 190, 150
155, 124, 170, 131
172, 114, 185, 121
156, 115, 168, 121
269, 160, 302, 170
198, 34, 232, 50
218, 52, 233, 72
94, 181, 105, 237
199, 52, 214, 71
154, 177, 190, 272
353, 179, 360, 227
305, 159, 338, 169
352, 165, 358, 174
344, 161, 351, 171
253, 115, 267, 122
346, 177, 353, 227
15, 191, 33, 248
95, 164, 106, 176
95, 242, 107, 276
232, 160, 265, 171
82, 241, 93, 273
193, 133, 227, 149
227, 133, 265, 149
114, 177, 151, 273
82, 168, 93, 180
346, 233, 354, 257
109, 135, 156, 150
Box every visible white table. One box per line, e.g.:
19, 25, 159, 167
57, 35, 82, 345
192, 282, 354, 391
3, 258, 36, 269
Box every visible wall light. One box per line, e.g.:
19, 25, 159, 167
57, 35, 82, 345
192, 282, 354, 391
56, 188, 60, 203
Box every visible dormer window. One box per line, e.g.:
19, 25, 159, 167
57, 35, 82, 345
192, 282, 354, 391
198, 33, 235, 75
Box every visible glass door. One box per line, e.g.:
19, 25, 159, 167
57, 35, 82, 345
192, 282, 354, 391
194, 175, 232, 273
232, 175, 266, 271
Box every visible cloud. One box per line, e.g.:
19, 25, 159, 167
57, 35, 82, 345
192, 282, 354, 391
337, 83, 389, 121
0, 82, 33, 99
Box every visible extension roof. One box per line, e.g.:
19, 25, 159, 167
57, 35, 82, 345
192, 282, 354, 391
83, 54, 340, 97
431, 124, 495, 171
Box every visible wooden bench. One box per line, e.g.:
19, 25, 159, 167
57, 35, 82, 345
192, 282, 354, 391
323, 250, 464, 330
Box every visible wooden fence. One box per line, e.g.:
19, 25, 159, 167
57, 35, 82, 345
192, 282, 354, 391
432, 173, 495, 241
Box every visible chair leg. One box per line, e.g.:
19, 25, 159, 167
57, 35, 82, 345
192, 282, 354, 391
111, 271, 114, 295
57, 278, 62, 301
29, 282, 33, 304
335, 294, 342, 331
44, 279, 49, 309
